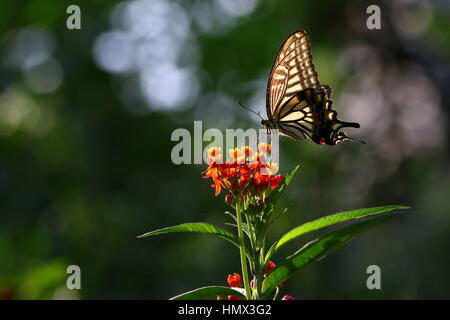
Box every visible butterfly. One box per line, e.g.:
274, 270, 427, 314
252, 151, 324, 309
260, 30, 364, 145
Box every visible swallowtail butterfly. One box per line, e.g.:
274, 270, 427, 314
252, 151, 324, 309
261, 30, 364, 145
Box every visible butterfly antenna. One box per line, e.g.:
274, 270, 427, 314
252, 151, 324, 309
238, 101, 264, 121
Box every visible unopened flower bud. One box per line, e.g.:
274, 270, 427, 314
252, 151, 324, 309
264, 261, 276, 276
225, 194, 233, 204
227, 273, 242, 288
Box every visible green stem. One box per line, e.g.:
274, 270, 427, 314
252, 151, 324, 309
245, 215, 256, 273
236, 200, 252, 300
272, 287, 280, 300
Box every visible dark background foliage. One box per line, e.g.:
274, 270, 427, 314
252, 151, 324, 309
0, 0, 449, 299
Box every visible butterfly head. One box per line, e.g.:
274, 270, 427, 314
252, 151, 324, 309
261, 119, 276, 130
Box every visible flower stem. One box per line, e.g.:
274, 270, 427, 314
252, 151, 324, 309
236, 200, 252, 300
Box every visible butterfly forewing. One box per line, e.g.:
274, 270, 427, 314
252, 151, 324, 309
266, 30, 320, 119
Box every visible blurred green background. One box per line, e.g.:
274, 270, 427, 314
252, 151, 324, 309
1, 0, 449, 299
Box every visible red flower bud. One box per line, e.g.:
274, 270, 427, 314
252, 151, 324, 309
281, 295, 295, 300
228, 295, 244, 300
263, 261, 286, 286
264, 261, 276, 276
227, 273, 242, 288
224, 194, 233, 204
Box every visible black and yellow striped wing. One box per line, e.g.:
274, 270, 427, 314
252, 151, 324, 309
266, 30, 319, 121
273, 88, 327, 141
264, 30, 363, 146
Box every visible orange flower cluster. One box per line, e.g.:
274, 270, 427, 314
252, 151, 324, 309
203, 144, 284, 202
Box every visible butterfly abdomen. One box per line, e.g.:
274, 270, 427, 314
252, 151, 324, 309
312, 121, 333, 145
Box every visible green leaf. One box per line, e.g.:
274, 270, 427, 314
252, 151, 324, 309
265, 205, 409, 263
261, 213, 402, 296
170, 286, 246, 300
264, 165, 300, 214
265, 165, 300, 208
138, 222, 240, 248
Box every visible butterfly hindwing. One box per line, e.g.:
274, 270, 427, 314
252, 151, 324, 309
276, 88, 323, 141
